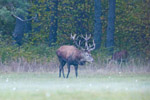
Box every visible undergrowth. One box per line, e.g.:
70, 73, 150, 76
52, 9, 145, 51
0, 44, 58, 63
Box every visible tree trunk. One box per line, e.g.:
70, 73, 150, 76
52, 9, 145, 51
49, 0, 58, 46
13, 16, 25, 46
94, 0, 102, 49
106, 0, 116, 54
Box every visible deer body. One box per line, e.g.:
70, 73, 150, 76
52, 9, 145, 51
57, 34, 95, 78
57, 45, 87, 65
112, 50, 128, 63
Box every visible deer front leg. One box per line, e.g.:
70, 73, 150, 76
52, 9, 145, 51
75, 65, 78, 78
62, 67, 65, 78
59, 65, 61, 78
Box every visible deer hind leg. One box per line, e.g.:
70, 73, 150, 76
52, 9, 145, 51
66, 63, 70, 78
59, 59, 66, 78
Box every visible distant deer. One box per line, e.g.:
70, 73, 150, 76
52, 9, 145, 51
111, 50, 128, 63
56, 34, 95, 78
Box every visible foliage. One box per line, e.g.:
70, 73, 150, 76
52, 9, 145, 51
28, 0, 94, 45
0, 41, 57, 63
115, 0, 150, 60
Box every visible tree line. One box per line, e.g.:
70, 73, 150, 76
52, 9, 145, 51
0, 0, 150, 62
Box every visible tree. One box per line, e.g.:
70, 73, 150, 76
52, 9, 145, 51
94, 0, 102, 49
0, 0, 29, 36
12, 0, 35, 45
0, 0, 33, 45
106, 0, 116, 54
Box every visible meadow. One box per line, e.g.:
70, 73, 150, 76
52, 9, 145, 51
0, 72, 150, 100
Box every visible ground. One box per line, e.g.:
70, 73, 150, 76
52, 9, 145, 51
0, 72, 150, 100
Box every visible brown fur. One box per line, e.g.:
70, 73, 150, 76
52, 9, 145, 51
56, 45, 82, 63
112, 50, 128, 61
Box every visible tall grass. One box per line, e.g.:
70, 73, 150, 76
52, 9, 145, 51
0, 57, 149, 74
0, 44, 149, 73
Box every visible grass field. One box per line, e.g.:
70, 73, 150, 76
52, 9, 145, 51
0, 72, 150, 100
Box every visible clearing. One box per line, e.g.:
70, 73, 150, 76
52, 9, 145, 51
0, 73, 150, 100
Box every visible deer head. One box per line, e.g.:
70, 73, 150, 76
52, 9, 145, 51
71, 33, 95, 62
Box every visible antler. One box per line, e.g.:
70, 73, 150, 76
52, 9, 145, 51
71, 33, 95, 51
81, 34, 95, 51
71, 33, 85, 51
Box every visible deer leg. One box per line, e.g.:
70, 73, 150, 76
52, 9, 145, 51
66, 64, 70, 78
62, 61, 66, 78
62, 67, 65, 78
59, 60, 66, 78
75, 65, 78, 78
59, 65, 61, 78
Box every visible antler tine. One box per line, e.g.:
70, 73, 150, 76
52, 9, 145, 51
80, 34, 84, 39
81, 34, 91, 41
88, 40, 95, 51
86, 34, 91, 40
78, 40, 85, 51
70, 33, 76, 40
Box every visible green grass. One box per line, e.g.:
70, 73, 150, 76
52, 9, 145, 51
0, 73, 150, 100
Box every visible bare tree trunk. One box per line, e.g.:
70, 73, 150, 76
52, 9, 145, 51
106, 0, 116, 54
94, 0, 102, 49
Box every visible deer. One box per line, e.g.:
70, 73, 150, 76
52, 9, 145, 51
56, 34, 95, 78
111, 50, 128, 63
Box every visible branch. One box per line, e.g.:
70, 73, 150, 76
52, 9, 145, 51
12, 13, 37, 22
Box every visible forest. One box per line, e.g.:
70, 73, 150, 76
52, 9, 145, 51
0, 0, 149, 63
0, 0, 150, 100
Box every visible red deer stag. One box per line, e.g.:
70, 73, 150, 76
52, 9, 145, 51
56, 34, 95, 78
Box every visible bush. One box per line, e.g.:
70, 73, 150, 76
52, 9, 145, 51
0, 43, 58, 63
